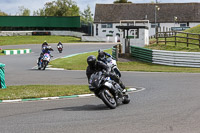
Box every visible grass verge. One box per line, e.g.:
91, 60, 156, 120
0, 85, 91, 100
50, 49, 200, 73
0, 36, 81, 46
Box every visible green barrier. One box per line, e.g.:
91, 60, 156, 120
130, 46, 153, 63
0, 63, 6, 89
112, 47, 117, 60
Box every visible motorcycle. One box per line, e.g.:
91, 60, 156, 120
106, 57, 121, 78
38, 53, 51, 70
57, 44, 63, 53
89, 71, 130, 109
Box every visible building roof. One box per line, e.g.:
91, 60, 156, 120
94, 3, 200, 23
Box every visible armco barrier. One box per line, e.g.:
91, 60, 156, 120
131, 46, 153, 63
3, 49, 31, 55
131, 46, 200, 67
0, 63, 6, 89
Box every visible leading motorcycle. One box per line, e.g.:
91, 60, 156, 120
89, 71, 130, 109
106, 57, 121, 78
38, 53, 51, 70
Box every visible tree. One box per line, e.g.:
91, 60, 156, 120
80, 5, 93, 24
18, 6, 30, 16
113, 0, 132, 3
0, 10, 8, 16
34, 0, 80, 16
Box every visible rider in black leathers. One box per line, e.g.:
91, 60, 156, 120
86, 55, 125, 90
97, 49, 112, 64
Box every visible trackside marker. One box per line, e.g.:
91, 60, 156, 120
128, 88, 137, 91
78, 94, 95, 97
2, 99, 22, 102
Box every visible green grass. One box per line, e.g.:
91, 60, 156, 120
0, 85, 91, 100
117, 61, 200, 73
50, 49, 200, 73
0, 49, 4, 55
0, 36, 81, 46
50, 49, 111, 70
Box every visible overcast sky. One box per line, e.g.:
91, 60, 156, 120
0, 0, 199, 15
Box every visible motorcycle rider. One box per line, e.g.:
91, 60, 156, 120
97, 49, 112, 64
41, 40, 48, 50
86, 55, 126, 91
38, 43, 54, 66
57, 41, 63, 48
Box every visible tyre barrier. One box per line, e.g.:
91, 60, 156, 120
3, 49, 31, 55
131, 46, 200, 68
0, 63, 6, 89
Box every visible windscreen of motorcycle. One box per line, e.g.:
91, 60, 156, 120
89, 72, 103, 88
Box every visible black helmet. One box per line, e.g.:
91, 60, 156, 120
98, 49, 103, 53
99, 51, 105, 58
87, 55, 96, 67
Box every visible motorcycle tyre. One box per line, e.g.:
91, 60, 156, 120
122, 93, 130, 104
43, 61, 48, 70
114, 68, 121, 78
99, 89, 117, 109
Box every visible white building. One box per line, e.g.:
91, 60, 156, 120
93, 3, 200, 38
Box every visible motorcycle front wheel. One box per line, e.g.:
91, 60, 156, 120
99, 88, 117, 109
42, 61, 48, 70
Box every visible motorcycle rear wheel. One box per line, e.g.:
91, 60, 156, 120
100, 88, 117, 109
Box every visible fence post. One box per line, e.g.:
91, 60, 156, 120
156, 32, 158, 45
164, 32, 166, 45
199, 35, 200, 48
175, 32, 177, 46
187, 33, 189, 47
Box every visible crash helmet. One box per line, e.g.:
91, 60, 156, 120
98, 49, 103, 53
98, 51, 105, 59
87, 55, 96, 67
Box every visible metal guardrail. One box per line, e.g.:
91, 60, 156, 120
131, 46, 153, 63
131, 46, 200, 67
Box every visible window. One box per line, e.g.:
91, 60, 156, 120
107, 23, 113, 28
151, 23, 160, 28
101, 24, 107, 28
180, 23, 187, 27
101, 23, 113, 28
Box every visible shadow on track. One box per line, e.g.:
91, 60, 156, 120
44, 104, 110, 112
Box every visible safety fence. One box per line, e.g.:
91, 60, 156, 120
156, 31, 200, 48
131, 45, 200, 67
0, 63, 6, 89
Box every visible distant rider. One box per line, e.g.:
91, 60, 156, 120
86, 55, 125, 90
57, 41, 63, 48
97, 49, 112, 64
